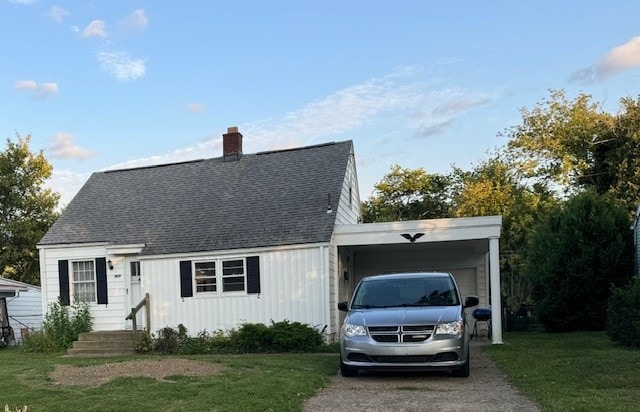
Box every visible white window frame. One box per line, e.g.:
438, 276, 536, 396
130, 261, 141, 283
193, 257, 247, 295
71, 260, 96, 304
194, 261, 217, 293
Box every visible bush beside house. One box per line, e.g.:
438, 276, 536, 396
607, 278, 640, 348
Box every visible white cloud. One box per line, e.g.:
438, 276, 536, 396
415, 119, 456, 137
48, 6, 70, 23
57, 66, 495, 203
119, 9, 148, 32
14, 79, 59, 99
187, 102, 205, 113
239, 70, 495, 147
96, 49, 146, 81
81, 20, 107, 38
70, 25, 80, 33
571, 35, 640, 84
14, 79, 38, 91
8, 0, 34, 5
47, 132, 98, 160
46, 170, 92, 209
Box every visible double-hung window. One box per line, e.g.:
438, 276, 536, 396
194, 258, 246, 294
72, 260, 96, 303
222, 259, 245, 292
195, 261, 216, 293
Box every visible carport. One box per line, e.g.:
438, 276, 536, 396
333, 215, 503, 344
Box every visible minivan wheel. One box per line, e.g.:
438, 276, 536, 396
452, 352, 470, 377
340, 356, 358, 377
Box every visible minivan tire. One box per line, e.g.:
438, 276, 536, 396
451, 349, 470, 377
340, 356, 358, 377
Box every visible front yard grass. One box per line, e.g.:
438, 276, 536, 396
0, 349, 338, 411
485, 331, 640, 411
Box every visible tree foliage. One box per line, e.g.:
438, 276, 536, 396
0, 135, 59, 285
607, 277, 640, 348
362, 165, 454, 222
506, 90, 640, 214
505, 89, 612, 188
361, 90, 640, 318
526, 191, 633, 332
452, 155, 558, 310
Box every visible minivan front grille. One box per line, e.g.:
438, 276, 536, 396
368, 325, 435, 343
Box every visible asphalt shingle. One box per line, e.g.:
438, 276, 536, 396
39, 141, 353, 256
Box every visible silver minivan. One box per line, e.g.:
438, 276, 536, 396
337, 272, 479, 377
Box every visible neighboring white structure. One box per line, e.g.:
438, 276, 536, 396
0, 277, 42, 342
633, 205, 640, 275
38, 128, 503, 343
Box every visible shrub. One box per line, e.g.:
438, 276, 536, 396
153, 324, 188, 354
146, 321, 330, 354
607, 278, 640, 348
23, 299, 92, 353
177, 330, 210, 355
526, 191, 634, 332
234, 323, 273, 353
135, 330, 154, 353
269, 320, 323, 352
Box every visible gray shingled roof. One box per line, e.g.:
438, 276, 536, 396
39, 141, 353, 256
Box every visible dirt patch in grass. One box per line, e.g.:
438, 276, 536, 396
51, 358, 225, 386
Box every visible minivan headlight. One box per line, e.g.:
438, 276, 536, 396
435, 320, 463, 336
343, 323, 367, 337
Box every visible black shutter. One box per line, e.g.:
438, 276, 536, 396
246, 256, 261, 294
58, 260, 70, 306
180, 260, 193, 298
96, 257, 108, 304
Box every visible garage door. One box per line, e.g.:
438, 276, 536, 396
450, 268, 477, 299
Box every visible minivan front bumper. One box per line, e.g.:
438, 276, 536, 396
340, 334, 468, 371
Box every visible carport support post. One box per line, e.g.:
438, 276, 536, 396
489, 236, 503, 344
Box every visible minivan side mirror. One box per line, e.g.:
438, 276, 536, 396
337, 301, 349, 311
464, 296, 479, 308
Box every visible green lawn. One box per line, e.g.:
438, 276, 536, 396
4, 332, 638, 411
484, 331, 640, 412
0, 349, 338, 411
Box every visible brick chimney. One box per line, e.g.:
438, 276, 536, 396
223, 126, 243, 161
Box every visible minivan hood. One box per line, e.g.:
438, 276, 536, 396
346, 306, 462, 326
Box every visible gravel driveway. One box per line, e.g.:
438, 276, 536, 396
304, 341, 540, 412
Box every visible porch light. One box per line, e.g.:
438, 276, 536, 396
107, 259, 114, 270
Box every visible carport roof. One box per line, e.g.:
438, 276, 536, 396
333, 215, 502, 247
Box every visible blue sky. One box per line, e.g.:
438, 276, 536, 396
2, 1, 640, 207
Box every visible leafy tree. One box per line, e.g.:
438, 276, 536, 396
506, 90, 640, 214
452, 155, 558, 311
0, 135, 59, 285
362, 165, 454, 222
526, 190, 633, 332
601, 96, 640, 213
505, 89, 612, 190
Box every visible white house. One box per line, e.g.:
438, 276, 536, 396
38, 127, 503, 343
0, 277, 42, 343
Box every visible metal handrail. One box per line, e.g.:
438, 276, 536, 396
125, 293, 150, 344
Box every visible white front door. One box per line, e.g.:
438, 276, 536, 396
125, 259, 143, 329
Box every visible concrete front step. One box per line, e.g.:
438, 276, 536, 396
68, 330, 137, 356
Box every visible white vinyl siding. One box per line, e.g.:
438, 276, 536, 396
144, 244, 330, 335
335, 146, 361, 225
39, 246, 128, 332
3, 280, 42, 342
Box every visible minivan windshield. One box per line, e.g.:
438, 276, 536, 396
351, 276, 460, 308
